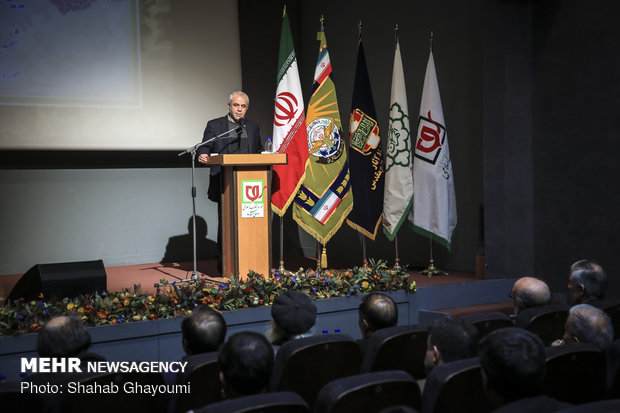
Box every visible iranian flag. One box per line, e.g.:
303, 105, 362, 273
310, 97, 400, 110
271, 11, 309, 216
409, 50, 457, 250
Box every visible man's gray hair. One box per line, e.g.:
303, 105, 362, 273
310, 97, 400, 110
229, 91, 249, 106
566, 304, 614, 351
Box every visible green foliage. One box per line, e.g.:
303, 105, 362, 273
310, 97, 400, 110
0, 259, 415, 336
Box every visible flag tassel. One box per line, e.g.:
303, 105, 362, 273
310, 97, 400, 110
321, 246, 328, 269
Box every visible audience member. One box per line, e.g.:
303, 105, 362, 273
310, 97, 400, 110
510, 277, 551, 315
567, 259, 607, 306
181, 305, 227, 356
27, 316, 105, 413
424, 317, 479, 376
36, 315, 104, 362
479, 327, 571, 412
218, 332, 274, 399
357, 292, 398, 354
553, 304, 614, 351
267, 290, 317, 350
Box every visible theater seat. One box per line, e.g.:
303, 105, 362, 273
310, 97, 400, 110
269, 334, 361, 411
314, 370, 421, 413
168, 351, 221, 413
515, 304, 570, 346
193, 391, 309, 413
0, 380, 45, 413
359, 325, 429, 380
544, 343, 606, 404
599, 298, 620, 341
421, 357, 489, 413
458, 312, 514, 339
606, 339, 620, 398
555, 398, 620, 413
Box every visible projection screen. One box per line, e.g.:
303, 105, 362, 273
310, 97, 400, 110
0, 0, 242, 150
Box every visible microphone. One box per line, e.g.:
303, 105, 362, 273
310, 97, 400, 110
233, 118, 244, 134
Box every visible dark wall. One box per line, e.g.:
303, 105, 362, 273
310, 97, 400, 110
483, 0, 535, 279
238, 0, 484, 272
531, 0, 620, 295
483, 0, 620, 297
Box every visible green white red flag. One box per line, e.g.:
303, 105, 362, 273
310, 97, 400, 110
271, 11, 309, 215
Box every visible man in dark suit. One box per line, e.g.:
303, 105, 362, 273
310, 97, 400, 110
197, 91, 262, 273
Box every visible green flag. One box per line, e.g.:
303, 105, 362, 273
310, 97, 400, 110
292, 30, 352, 245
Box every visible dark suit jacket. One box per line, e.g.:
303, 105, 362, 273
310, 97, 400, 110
197, 115, 262, 202
198, 115, 262, 174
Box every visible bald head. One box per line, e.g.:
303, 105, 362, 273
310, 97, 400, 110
182, 305, 227, 355
564, 304, 613, 350
37, 316, 91, 357
511, 277, 551, 315
359, 293, 398, 338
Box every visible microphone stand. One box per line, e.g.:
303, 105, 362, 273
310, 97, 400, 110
161, 125, 243, 287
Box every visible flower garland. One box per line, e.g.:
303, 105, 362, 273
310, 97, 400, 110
0, 259, 415, 336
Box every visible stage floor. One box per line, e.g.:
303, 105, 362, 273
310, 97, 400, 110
0, 257, 483, 297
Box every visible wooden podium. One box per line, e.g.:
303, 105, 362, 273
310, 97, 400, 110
207, 153, 287, 279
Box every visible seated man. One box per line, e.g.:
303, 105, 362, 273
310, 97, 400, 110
267, 290, 317, 351
510, 277, 551, 315
480, 327, 571, 412
218, 332, 274, 399
555, 303, 614, 351
170, 305, 227, 388
181, 305, 227, 356
424, 317, 479, 376
36, 315, 104, 362
26, 316, 105, 412
357, 292, 398, 354
567, 259, 607, 306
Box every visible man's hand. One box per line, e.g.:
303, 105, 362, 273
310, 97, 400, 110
198, 154, 210, 164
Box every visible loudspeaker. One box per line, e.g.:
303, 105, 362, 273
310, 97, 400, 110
8, 260, 107, 301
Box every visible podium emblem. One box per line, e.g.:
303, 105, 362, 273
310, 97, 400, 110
241, 180, 265, 218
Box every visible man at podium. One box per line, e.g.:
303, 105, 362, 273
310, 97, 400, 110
198, 91, 263, 273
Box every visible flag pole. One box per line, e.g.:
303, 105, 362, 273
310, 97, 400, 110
394, 24, 401, 272
362, 235, 369, 272
419, 29, 448, 278
279, 216, 285, 273
394, 233, 402, 271
420, 234, 448, 276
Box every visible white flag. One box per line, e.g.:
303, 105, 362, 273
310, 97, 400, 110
383, 40, 413, 241
409, 51, 457, 250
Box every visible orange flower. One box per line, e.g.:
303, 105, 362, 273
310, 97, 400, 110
149, 313, 158, 320
30, 323, 41, 332
97, 309, 108, 319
